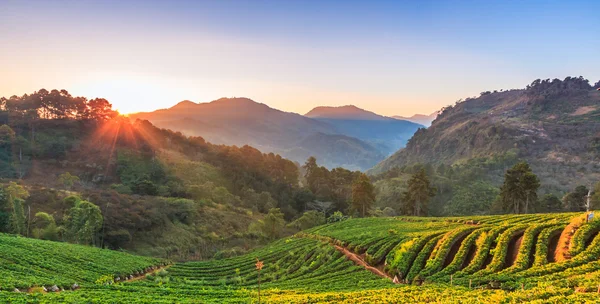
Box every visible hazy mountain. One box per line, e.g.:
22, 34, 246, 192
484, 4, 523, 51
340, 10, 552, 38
305, 105, 387, 120
392, 111, 439, 127
130, 98, 388, 170
371, 76, 600, 192
284, 132, 385, 171
305, 105, 424, 156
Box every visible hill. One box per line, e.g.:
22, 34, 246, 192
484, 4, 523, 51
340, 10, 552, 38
284, 132, 385, 171
372, 77, 600, 194
130, 98, 386, 170
0, 233, 164, 291
0, 89, 321, 260
3, 213, 600, 303
305, 105, 424, 156
393, 111, 439, 127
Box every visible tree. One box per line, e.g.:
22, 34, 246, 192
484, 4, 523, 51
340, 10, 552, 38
64, 197, 103, 245
252, 208, 285, 239
288, 210, 326, 230
591, 182, 600, 210
498, 162, 540, 214
32, 212, 59, 241
351, 173, 375, 217
562, 185, 589, 212
402, 167, 435, 216
522, 171, 541, 213
445, 181, 499, 216
58, 172, 80, 190
302, 157, 319, 192
5, 182, 29, 235
539, 194, 563, 213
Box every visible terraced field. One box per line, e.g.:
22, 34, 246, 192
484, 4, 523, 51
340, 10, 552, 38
3, 212, 600, 303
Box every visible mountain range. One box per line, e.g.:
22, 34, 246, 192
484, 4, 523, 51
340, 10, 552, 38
130, 99, 423, 170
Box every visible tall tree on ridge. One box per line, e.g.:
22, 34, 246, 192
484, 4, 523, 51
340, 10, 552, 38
351, 173, 375, 217
499, 162, 540, 214
402, 167, 435, 216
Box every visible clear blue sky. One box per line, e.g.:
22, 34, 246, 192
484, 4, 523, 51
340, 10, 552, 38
1, 0, 598, 115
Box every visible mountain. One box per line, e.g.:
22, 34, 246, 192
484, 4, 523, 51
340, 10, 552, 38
392, 111, 439, 127
284, 132, 385, 171
305, 105, 424, 156
130, 98, 386, 170
371, 76, 600, 192
305, 105, 387, 120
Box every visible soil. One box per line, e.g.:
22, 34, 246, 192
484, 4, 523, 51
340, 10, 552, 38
547, 232, 560, 263
334, 245, 393, 281
461, 244, 477, 270
505, 232, 524, 269
443, 232, 471, 268
555, 217, 584, 262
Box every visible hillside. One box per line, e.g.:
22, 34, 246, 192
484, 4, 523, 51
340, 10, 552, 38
393, 111, 439, 127
0, 234, 164, 290
130, 98, 387, 170
284, 132, 385, 171
0, 89, 317, 260
3, 213, 600, 303
305, 105, 424, 156
372, 77, 600, 193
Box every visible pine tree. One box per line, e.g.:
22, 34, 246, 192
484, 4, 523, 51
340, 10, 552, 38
499, 162, 540, 214
351, 173, 375, 217
402, 167, 435, 216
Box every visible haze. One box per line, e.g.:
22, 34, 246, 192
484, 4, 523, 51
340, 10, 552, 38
1, 0, 599, 115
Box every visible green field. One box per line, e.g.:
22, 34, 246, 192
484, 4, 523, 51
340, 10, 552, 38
3, 212, 600, 303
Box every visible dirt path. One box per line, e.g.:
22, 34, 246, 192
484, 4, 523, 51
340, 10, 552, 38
24, 264, 171, 294
505, 233, 524, 268
334, 245, 393, 281
555, 216, 585, 262
443, 232, 471, 268
125, 265, 172, 283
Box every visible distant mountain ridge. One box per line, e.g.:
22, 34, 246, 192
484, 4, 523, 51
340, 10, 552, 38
393, 111, 439, 127
130, 98, 421, 170
305, 105, 390, 120
305, 105, 424, 156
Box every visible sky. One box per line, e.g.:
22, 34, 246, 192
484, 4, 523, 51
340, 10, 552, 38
0, 0, 599, 116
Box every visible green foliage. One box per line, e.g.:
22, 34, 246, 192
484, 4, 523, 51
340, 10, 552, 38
402, 167, 435, 216
539, 194, 563, 213
445, 181, 499, 216
2, 212, 600, 303
63, 197, 103, 245
58, 172, 80, 190
288, 210, 326, 230
327, 211, 348, 223
32, 212, 59, 241
0, 233, 162, 290
498, 162, 540, 214
351, 173, 375, 217
562, 185, 589, 212
250, 208, 286, 240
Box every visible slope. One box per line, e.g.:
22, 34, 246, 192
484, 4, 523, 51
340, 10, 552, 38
371, 77, 600, 192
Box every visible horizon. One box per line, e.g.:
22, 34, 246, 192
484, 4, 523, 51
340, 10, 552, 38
1, 0, 599, 116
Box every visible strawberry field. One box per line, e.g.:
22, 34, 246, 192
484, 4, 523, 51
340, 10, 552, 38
3, 212, 600, 303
